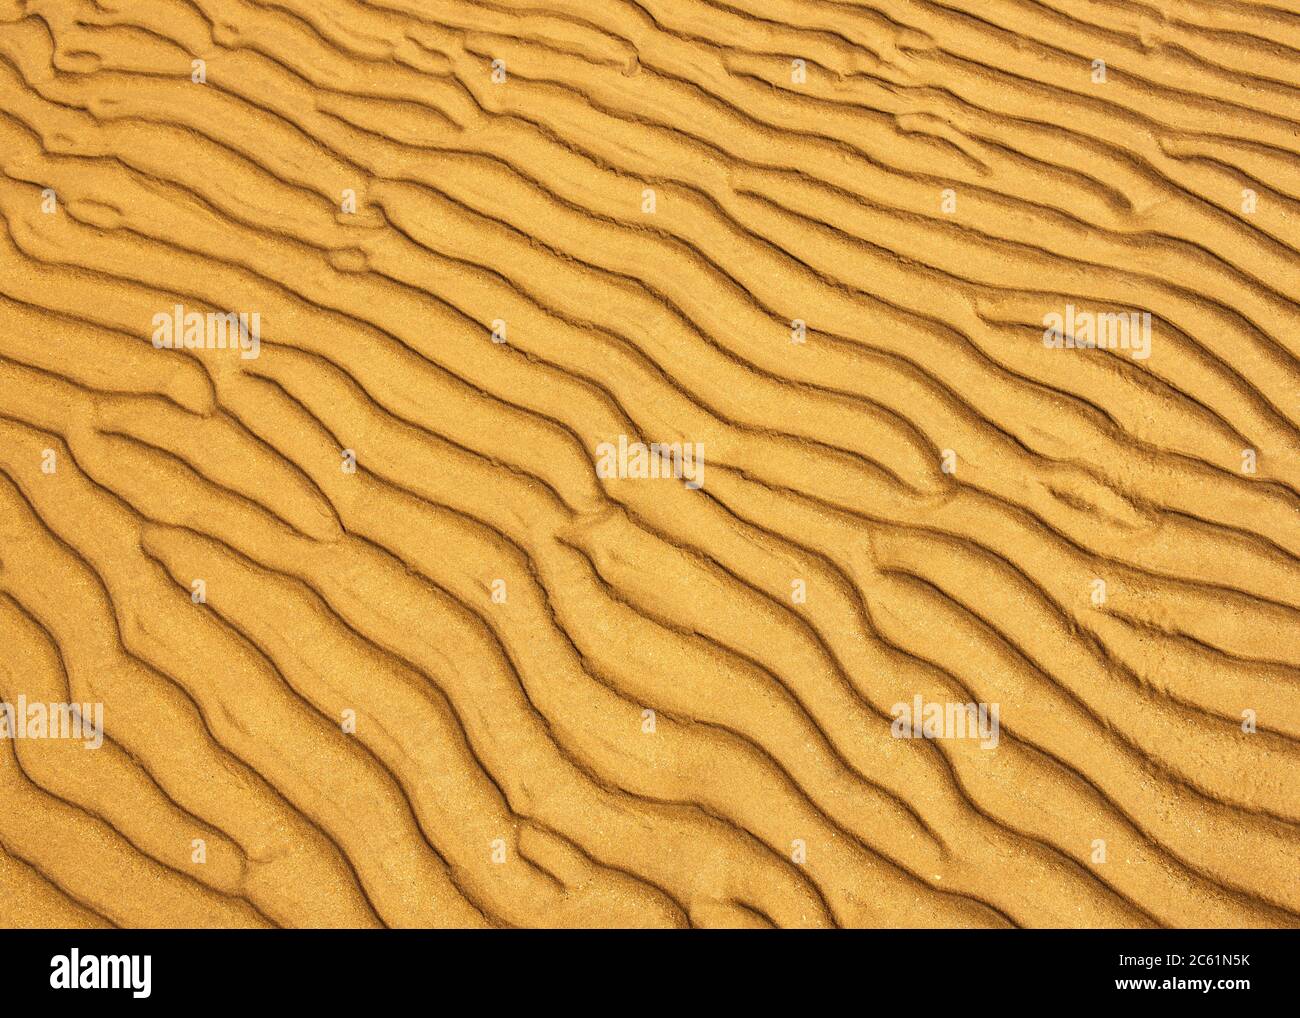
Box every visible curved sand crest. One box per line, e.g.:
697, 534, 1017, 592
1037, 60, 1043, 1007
0, 0, 1296, 928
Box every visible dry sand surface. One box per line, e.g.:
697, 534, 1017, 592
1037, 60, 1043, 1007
0, 0, 1297, 929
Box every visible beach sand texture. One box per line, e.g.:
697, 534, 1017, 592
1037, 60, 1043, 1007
0, 0, 1297, 928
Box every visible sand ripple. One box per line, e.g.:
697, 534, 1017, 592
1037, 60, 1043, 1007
0, 0, 1297, 928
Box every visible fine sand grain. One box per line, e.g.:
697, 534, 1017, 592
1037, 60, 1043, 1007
0, 0, 1297, 928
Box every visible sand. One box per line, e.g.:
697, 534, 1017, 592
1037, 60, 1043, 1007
0, 0, 1297, 929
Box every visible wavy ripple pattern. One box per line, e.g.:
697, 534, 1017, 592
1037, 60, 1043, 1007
0, 0, 1297, 928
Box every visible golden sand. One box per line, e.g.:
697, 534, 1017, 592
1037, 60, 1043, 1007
0, 0, 1297, 928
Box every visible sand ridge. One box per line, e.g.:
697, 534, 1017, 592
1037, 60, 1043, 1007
0, 0, 1297, 928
